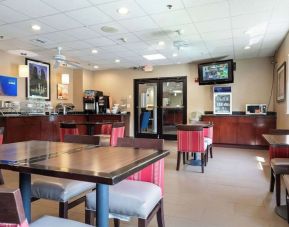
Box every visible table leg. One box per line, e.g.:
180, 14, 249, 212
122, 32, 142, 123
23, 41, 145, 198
19, 173, 31, 223
96, 183, 109, 227
88, 125, 95, 136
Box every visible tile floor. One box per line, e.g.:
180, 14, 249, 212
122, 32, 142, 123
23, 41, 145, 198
1, 141, 288, 227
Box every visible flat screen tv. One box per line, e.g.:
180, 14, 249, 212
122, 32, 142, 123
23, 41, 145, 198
198, 60, 234, 85
0, 75, 17, 96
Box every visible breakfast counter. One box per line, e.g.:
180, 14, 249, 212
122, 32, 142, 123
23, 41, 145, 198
0, 113, 130, 143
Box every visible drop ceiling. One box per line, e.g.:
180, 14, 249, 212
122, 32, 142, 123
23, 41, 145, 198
0, 0, 288, 70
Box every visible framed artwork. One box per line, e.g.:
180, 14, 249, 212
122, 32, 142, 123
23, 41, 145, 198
25, 58, 50, 100
57, 84, 69, 100
276, 62, 286, 102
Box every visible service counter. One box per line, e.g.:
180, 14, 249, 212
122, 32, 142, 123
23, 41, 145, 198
0, 113, 130, 143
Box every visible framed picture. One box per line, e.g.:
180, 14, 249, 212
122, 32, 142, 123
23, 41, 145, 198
277, 62, 286, 102
25, 58, 50, 100
57, 84, 69, 100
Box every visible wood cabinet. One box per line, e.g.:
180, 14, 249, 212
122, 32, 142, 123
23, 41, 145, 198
0, 113, 130, 143
202, 115, 276, 147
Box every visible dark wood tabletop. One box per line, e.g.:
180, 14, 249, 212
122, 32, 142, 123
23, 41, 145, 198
0, 140, 169, 185
262, 134, 289, 146
64, 122, 113, 126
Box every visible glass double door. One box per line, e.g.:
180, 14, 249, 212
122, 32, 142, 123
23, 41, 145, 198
134, 77, 187, 140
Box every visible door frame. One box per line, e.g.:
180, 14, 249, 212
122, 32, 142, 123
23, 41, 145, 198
134, 76, 187, 140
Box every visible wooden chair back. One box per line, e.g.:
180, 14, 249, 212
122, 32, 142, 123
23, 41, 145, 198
63, 135, 100, 145
269, 129, 289, 135
117, 137, 164, 150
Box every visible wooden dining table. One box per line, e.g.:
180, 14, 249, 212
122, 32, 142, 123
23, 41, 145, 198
263, 134, 289, 220
0, 140, 169, 227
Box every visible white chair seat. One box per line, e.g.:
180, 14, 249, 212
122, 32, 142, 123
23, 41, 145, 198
204, 137, 212, 146
31, 176, 95, 202
86, 180, 162, 219
30, 215, 92, 227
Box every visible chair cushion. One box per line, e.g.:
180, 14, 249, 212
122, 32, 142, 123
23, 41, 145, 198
86, 180, 162, 219
271, 158, 289, 175
31, 176, 95, 202
30, 215, 92, 227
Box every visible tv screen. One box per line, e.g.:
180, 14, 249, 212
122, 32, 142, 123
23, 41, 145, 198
0, 75, 17, 96
198, 60, 234, 85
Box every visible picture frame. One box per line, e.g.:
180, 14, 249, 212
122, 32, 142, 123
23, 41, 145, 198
57, 84, 69, 100
276, 62, 286, 102
25, 58, 50, 100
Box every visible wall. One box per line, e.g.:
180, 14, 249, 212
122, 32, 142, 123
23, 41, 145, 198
0, 50, 74, 109
90, 57, 273, 135
274, 31, 289, 129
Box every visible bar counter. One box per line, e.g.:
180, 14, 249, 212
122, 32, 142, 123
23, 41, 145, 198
0, 113, 130, 143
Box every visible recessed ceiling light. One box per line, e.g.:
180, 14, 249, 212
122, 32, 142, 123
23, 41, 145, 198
158, 41, 165, 46
117, 7, 129, 15
115, 59, 120, 63
101, 26, 118, 33
172, 53, 178, 57
93, 65, 99, 69
244, 46, 251, 50
91, 49, 98, 54
143, 54, 166, 61
32, 24, 41, 31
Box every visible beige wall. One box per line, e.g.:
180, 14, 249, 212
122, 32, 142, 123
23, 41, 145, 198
0, 50, 74, 109
91, 57, 273, 135
274, 32, 289, 129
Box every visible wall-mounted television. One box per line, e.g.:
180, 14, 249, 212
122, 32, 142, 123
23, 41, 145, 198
0, 75, 17, 96
198, 59, 234, 85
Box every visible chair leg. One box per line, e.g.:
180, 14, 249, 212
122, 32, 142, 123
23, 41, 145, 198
201, 153, 205, 173
156, 199, 165, 227
114, 218, 120, 227
270, 168, 275, 192
286, 190, 289, 224
276, 174, 281, 206
59, 201, 69, 218
0, 169, 4, 185
138, 218, 148, 227
186, 153, 189, 161
210, 145, 213, 158
176, 152, 181, 171
85, 209, 95, 225
182, 152, 186, 165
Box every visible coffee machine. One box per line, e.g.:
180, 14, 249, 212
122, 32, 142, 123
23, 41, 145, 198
83, 90, 103, 113
98, 95, 110, 113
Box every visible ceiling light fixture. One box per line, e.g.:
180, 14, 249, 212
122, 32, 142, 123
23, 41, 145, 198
244, 46, 251, 50
172, 53, 178, 57
18, 65, 29, 78
93, 65, 99, 69
32, 24, 41, 31
117, 7, 129, 15
91, 49, 98, 54
115, 59, 120, 63
158, 41, 165, 46
143, 54, 166, 61
61, 74, 69, 84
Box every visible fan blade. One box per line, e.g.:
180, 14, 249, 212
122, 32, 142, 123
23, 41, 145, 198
53, 61, 60, 69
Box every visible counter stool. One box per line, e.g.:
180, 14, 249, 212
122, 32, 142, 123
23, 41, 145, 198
0, 127, 4, 185
59, 122, 79, 142
0, 188, 92, 227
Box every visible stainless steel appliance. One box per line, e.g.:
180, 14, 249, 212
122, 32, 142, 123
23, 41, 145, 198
55, 103, 75, 115
98, 95, 110, 113
246, 104, 267, 115
83, 90, 103, 113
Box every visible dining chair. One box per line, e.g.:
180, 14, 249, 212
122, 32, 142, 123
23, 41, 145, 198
0, 127, 5, 185
176, 124, 207, 173
203, 122, 213, 160
282, 174, 289, 224
268, 129, 289, 206
59, 122, 79, 142
109, 122, 125, 146
0, 188, 92, 227
85, 137, 165, 227
31, 135, 99, 218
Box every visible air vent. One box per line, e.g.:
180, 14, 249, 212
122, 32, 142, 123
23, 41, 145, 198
31, 38, 47, 44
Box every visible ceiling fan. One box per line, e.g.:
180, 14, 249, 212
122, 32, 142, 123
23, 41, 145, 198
172, 30, 194, 50
53, 47, 81, 69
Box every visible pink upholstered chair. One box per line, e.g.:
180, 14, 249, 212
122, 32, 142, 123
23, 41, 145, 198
176, 125, 207, 173
59, 122, 79, 142
85, 137, 165, 227
100, 123, 112, 135
203, 123, 214, 160
0, 188, 91, 227
0, 127, 4, 185
268, 129, 289, 206
109, 122, 125, 146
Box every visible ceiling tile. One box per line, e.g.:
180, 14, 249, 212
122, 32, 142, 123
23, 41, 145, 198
187, 1, 229, 22
258, 47, 275, 57
39, 14, 82, 30
134, 28, 169, 41
97, 0, 146, 20
195, 18, 231, 33
0, 5, 28, 23
66, 7, 113, 26
90, 21, 129, 34
229, 0, 276, 16
38, 32, 78, 43
85, 37, 116, 46
100, 44, 130, 53
151, 10, 191, 27
0, 24, 31, 38
201, 30, 233, 41
2, 0, 58, 18
62, 27, 102, 40
161, 24, 199, 36
182, 0, 221, 8
118, 16, 159, 32
12, 20, 57, 34
271, 0, 289, 23
135, 0, 184, 14
231, 11, 271, 30
106, 33, 141, 44
41, 0, 92, 11
60, 40, 92, 50
0, 38, 42, 51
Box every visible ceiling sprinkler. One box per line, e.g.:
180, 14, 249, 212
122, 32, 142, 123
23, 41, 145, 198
167, 4, 173, 10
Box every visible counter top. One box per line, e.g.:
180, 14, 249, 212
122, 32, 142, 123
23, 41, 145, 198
202, 114, 276, 117
0, 112, 130, 117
